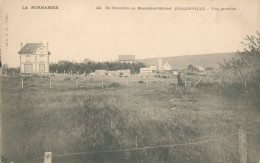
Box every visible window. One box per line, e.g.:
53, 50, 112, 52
39, 55, 44, 61
24, 64, 33, 73
39, 64, 45, 72
26, 55, 31, 62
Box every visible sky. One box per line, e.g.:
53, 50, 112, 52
0, 0, 260, 67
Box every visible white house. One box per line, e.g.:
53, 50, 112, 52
195, 65, 205, 71
18, 43, 50, 74
95, 70, 108, 76
140, 66, 157, 75
162, 63, 172, 71
118, 69, 131, 76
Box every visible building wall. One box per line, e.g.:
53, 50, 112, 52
163, 63, 172, 71
119, 61, 134, 64
20, 53, 49, 73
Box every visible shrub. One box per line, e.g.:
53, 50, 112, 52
64, 77, 71, 81
186, 72, 197, 76
138, 80, 144, 84
108, 82, 121, 88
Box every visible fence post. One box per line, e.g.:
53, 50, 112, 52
76, 79, 79, 87
126, 80, 128, 89
238, 129, 247, 163
64, 70, 65, 75
22, 77, 23, 90
185, 77, 187, 86
50, 77, 52, 89
135, 136, 138, 148
102, 77, 104, 90
44, 152, 52, 163
244, 82, 247, 89
218, 78, 221, 86
146, 78, 149, 88
195, 78, 203, 86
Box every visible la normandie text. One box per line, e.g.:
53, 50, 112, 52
22, 6, 59, 9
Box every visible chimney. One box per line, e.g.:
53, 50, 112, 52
21, 42, 23, 49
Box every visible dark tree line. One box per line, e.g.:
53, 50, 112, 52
2, 64, 20, 75
49, 61, 146, 74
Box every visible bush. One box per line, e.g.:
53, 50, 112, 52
64, 77, 71, 81
108, 82, 121, 88
185, 72, 197, 76
138, 80, 144, 84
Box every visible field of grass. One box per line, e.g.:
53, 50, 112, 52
1, 75, 260, 163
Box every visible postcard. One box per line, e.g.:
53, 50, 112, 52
0, 0, 259, 163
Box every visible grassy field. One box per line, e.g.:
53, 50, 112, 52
1, 75, 260, 163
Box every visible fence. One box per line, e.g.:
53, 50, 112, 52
1, 73, 243, 93
1, 75, 259, 163
17, 129, 259, 163
1, 69, 258, 89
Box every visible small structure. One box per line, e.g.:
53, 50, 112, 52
195, 65, 205, 71
162, 63, 172, 71
140, 66, 157, 76
118, 55, 135, 63
172, 71, 179, 76
107, 71, 119, 77
95, 70, 107, 76
18, 43, 51, 74
118, 69, 131, 77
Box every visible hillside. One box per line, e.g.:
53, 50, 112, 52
137, 52, 236, 70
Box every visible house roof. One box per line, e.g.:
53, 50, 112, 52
118, 55, 135, 61
18, 43, 51, 55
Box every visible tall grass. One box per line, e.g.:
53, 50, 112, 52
1, 76, 259, 163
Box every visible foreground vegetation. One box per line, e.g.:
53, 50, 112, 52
1, 75, 260, 163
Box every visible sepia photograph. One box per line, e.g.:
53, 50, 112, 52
0, 0, 260, 162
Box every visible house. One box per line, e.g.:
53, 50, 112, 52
18, 43, 50, 74
195, 65, 205, 71
95, 70, 107, 76
162, 63, 172, 71
172, 71, 179, 75
157, 59, 172, 72
118, 55, 135, 63
140, 66, 157, 75
118, 69, 131, 77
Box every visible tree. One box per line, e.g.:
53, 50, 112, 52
220, 32, 260, 82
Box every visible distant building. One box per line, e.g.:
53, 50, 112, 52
172, 71, 179, 75
118, 69, 131, 76
157, 58, 172, 72
95, 70, 107, 76
195, 65, 205, 71
118, 55, 135, 63
140, 66, 157, 75
84, 58, 92, 64
107, 71, 119, 77
162, 63, 172, 71
18, 43, 50, 74
106, 69, 131, 77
